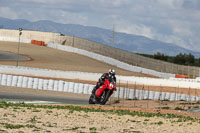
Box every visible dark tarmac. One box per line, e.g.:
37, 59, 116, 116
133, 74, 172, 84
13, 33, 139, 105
0, 92, 88, 105
0, 51, 30, 61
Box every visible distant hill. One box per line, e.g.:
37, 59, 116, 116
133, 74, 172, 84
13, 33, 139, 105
0, 17, 200, 57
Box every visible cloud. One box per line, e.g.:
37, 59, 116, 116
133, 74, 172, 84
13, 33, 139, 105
0, 6, 18, 19
182, 0, 200, 10
0, 0, 200, 51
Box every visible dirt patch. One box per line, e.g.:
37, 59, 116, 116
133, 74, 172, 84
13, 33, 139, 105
0, 41, 156, 77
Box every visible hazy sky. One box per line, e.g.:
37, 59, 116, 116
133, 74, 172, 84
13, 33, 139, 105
0, 0, 200, 51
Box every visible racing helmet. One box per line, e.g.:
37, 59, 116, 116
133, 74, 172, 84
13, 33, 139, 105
108, 69, 115, 76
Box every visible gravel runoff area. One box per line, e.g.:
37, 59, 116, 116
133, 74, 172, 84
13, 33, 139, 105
0, 41, 156, 77
0, 101, 200, 133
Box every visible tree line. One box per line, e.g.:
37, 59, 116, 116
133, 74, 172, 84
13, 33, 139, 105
139, 52, 200, 66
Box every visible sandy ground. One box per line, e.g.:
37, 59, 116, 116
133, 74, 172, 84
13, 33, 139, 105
0, 103, 200, 133
0, 41, 156, 77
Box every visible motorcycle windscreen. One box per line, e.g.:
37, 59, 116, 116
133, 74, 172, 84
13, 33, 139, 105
95, 85, 107, 98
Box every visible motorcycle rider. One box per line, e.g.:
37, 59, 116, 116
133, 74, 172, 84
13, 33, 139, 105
92, 69, 116, 95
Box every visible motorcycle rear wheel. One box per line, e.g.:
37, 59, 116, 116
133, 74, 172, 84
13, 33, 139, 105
89, 94, 95, 104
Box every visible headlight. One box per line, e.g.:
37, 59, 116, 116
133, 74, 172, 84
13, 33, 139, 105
110, 84, 113, 88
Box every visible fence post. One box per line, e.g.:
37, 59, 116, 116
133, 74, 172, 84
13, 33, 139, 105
134, 82, 136, 107
195, 88, 197, 102
146, 86, 150, 108
126, 81, 129, 99
188, 87, 191, 102
118, 79, 120, 101
123, 85, 125, 106
196, 89, 199, 103
159, 85, 163, 109
159, 85, 162, 100
141, 84, 144, 100
174, 87, 177, 109
187, 87, 192, 109
178, 86, 181, 100
199, 68, 200, 77
134, 82, 136, 99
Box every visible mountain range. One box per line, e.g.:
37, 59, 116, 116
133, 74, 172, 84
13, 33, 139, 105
0, 17, 200, 57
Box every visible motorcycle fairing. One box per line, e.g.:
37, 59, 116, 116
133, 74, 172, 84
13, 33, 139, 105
95, 84, 107, 98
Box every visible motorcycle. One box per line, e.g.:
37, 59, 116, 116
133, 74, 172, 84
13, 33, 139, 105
89, 78, 116, 105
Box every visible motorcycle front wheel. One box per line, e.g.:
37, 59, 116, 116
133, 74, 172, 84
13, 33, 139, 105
100, 90, 111, 105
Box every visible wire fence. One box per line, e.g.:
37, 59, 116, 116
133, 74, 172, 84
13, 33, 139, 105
110, 79, 200, 110
62, 36, 200, 78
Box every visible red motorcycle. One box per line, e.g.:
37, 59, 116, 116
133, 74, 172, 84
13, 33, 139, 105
89, 78, 116, 105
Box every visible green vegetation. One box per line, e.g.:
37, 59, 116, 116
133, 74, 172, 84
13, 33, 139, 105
159, 107, 170, 110
29, 116, 37, 123
46, 110, 53, 114
89, 127, 97, 131
175, 107, 184, 110
0, 123, 24, 129
138, 52, 200, 66
0, 101, 200, 123
32, 109, 41, 112
63, 127, 81, 131
154, 121, 164, 125
131, 131, 143, 133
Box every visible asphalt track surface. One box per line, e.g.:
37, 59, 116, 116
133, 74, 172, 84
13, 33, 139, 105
0, 92, 89, 105
0, 51, 30, 61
